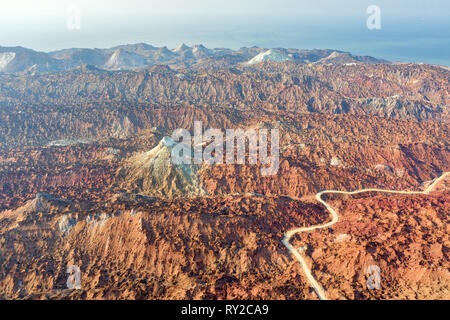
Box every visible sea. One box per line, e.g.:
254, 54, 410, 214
4, 13, 449, 66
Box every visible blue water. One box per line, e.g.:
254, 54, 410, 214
64, 15, 450, 66
4, 13, 450, 66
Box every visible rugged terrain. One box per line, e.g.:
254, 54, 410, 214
0, 44, 448, 300
0, 44, 387, 74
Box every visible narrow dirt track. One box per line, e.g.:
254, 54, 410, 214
282, 172, 449, 300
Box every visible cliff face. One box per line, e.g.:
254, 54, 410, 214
0, 59, 449, 300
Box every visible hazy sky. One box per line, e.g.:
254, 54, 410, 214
2, 0, 448, 19
0, 0, 449, 64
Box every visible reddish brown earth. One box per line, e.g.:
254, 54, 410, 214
290, 189, 449, 300
0, 185, 448, 300
0, 61, 448, 300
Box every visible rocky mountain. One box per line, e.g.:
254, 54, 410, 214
247, 49, 294, 65
104, 49, 146, 70
0, 43, 448, 300
314, 51, 387, 65
0, 62, 447, 149
0, 52, 16, 71
0, 173, 448, 300
49, 48, 107, 68
0, 46, 64, 74
0, 43, 391, 75
117, 137, 205, 198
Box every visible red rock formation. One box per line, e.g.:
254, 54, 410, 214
0, 61, 448, 300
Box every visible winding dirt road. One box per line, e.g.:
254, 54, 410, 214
282, 172, 449, 300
